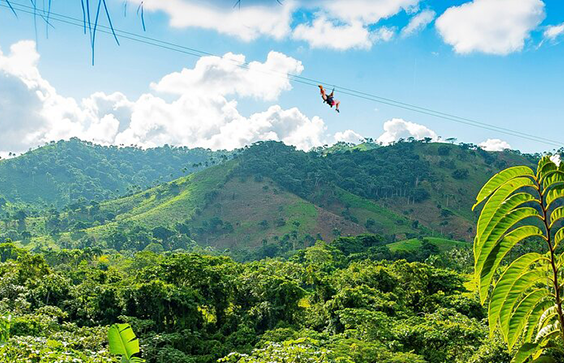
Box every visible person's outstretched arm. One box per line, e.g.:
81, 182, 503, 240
318, 85, 327, 100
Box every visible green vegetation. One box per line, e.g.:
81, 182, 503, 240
108, 324, 144, 363
388, 237, 470, 252
1, 138, 562, 361
0, 237, 506, 362
473, 156, 564, 361
0, 138, 230, 208
1, 139, 546, 257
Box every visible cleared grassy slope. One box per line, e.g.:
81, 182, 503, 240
17, 158, 423, 250
387, 237, 471, 252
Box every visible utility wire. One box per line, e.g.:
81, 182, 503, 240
2, 1, 562, 148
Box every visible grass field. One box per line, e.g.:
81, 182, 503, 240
387, 237, 471, 252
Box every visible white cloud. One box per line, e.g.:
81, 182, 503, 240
376, 118, 438, 145
435, 0, 545, 55
293, 0, 418, 49
134, 0, 296, 41
115, 96, 328, 151
319, 0, 420, 24
550, 154, 561, 167
372, 27, 396, 43
479, 138, 512, 151
152, 51, 303, 101
334, 130, 364, 144
135, 0, 421, 50
401, 9, 436, 38
0, 41, 361, 154
293, 17, 373, 50
543, 23, 564, 42
0, 41, 122, 153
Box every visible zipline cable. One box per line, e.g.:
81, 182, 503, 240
2, 1, 562, 148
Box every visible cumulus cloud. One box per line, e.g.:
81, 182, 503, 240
479, 138, 512, 151
152, 51, 303, 101
0, 41, 123, 152
543, 23, 564, 42
293, 0, 418, 49
334, 130, 364, 144
435, 0, 545, 55
401, 9, 436, 38
134, 0, 421, 50
317, 0, 420, 24
0, 41, 359, 154
293, 17, 373, 50
115, 97, 328, 151
376, 118, 438, 145
133, 0, 296, 41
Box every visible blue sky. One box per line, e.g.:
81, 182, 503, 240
0, 0, 563, 156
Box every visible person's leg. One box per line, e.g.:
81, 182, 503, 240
335, 101, 340, 112
318, 85, 327, 100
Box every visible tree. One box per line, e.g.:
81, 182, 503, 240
473, 156, 564, 361
438, 145, 451, 156
452, 169, 469, 180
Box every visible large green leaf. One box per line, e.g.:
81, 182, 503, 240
478, 226, 545, 304
532, 357, 557, 363
545, 184, 564, 210
473, 166, 535, 210
500, 269, 548, 338
526, 301, 553, 342
108, 323, 142, 362
512, 342, 542, 363
550, 206, 564, 229
488, 253, 545, 336
554, 228, 564, 251
476, 159, 564, 358
507, 289, 549, 348
537, 156, 556, 180
476, 178, 537, 243
474, 179, 539, 264
536, 305, 559, 334
542, 171, 564, 192
475, 192, 539, 259
536, 321, 561, 343
476, 207, 543, 302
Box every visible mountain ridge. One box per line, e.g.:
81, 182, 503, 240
0, 139, 542, 254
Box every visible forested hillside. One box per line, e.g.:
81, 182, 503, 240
0, 139, 540, 256
0, 138, 230, 208
234, 141, 538, 239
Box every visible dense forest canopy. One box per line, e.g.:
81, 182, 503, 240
0, 138, 231, 208
0, 236, 517, 363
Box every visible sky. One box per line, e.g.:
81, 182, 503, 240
0, 0, 563, 158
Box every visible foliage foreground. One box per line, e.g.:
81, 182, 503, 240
474, 156, 564, 362
0, 237, 506, 363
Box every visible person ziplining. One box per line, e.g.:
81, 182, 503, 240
318, 85, 340, 113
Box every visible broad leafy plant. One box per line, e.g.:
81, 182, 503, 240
108, 323, 144, 363
473, 156, 564, 362
0, 315, 10, 344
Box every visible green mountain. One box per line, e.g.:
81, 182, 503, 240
1, 140, 540, 255
0, 138, 231, 208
